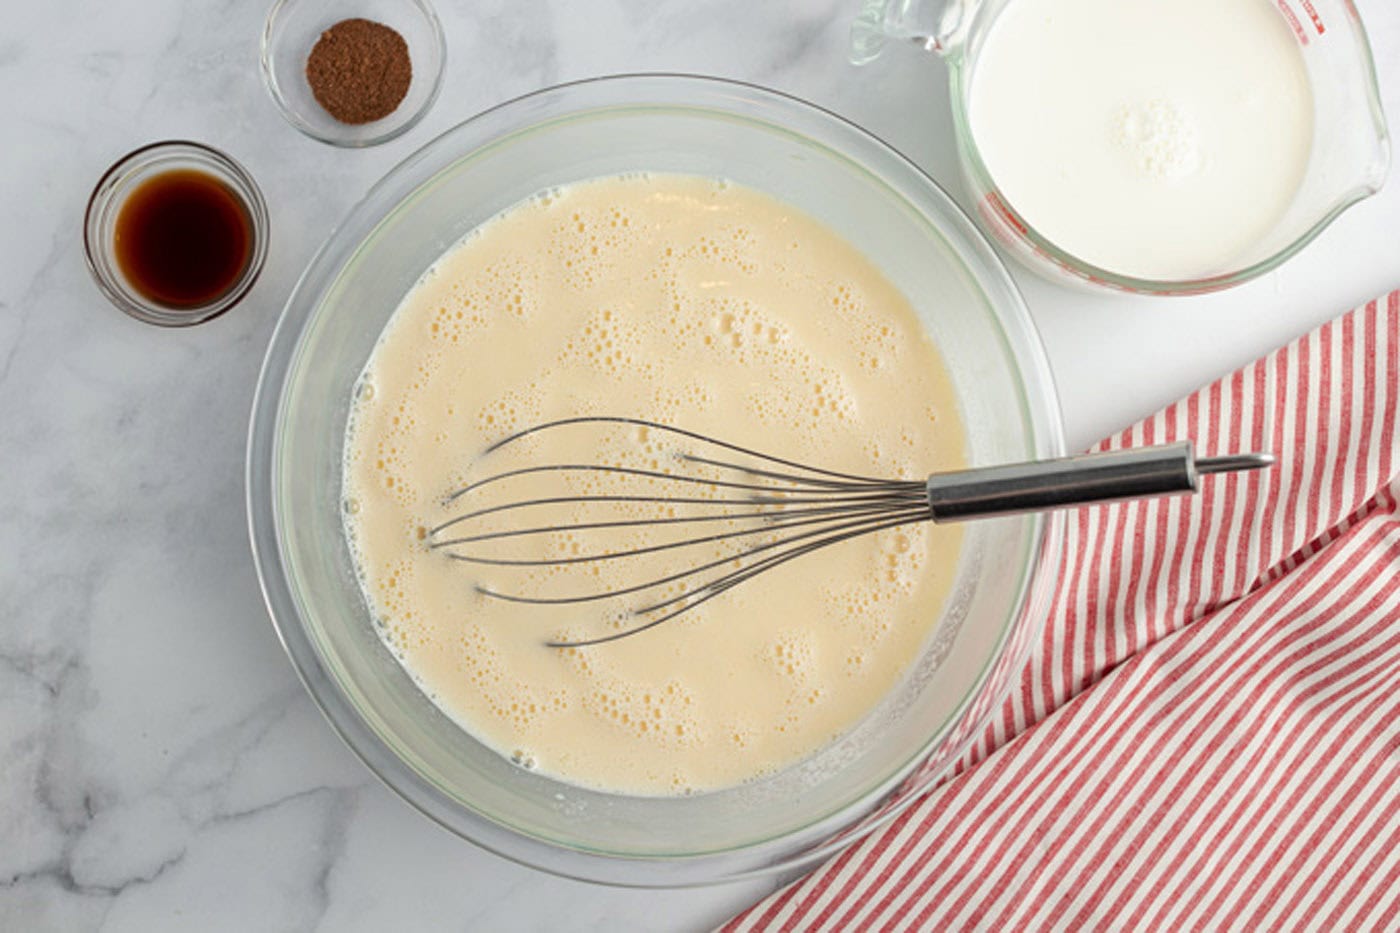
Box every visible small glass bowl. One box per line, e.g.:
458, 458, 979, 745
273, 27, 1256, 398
261, 0, 446, 148
84, 140, 269, 327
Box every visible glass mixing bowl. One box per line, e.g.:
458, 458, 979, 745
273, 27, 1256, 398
247, 74, 1064, 886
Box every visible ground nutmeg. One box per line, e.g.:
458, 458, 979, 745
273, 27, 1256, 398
305, 18, 412, 125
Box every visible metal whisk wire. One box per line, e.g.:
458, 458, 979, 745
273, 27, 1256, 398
427, 417, 935, 647
427, 416, 1274, 648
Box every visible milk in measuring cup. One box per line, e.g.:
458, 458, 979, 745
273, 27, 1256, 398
968, 0, 1313, 281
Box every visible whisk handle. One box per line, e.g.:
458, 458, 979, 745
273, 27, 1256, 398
925, 442, 1273, 521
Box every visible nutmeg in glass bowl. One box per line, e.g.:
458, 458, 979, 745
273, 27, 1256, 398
261, 0, 445, 147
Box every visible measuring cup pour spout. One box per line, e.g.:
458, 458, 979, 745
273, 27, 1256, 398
851, 0, 980, 64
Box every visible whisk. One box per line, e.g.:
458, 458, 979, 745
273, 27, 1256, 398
428, 416, 1272, 647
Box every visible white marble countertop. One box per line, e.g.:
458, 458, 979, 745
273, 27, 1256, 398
3, 1, 1398, 929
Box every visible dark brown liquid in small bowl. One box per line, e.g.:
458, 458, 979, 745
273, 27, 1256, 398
114, 169, 253, 309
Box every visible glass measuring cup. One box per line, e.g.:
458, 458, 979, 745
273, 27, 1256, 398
852, 0, 1390, 295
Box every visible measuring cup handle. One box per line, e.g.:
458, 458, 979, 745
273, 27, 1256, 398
850, 0, 979, 65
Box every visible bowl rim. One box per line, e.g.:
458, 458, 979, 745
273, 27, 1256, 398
247, 72, 1066, 886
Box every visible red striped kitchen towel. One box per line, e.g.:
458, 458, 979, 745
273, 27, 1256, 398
724, 290, 1400, 932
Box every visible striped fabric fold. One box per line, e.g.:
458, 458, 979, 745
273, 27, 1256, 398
723, 291, 1400, 932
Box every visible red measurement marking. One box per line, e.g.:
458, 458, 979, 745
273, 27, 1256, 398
1298, 0, 1326, 34
1273, 0, 1310, 45
984, 192, 1028, 235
